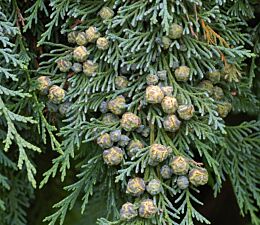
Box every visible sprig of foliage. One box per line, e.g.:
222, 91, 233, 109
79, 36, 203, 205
0, 3, 41, 188
216, 121, 260, 224
0, 0, 257, 224
43, 154, 105, 225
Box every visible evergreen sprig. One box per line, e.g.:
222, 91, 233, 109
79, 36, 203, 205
1, 0, 259, 224
36, 0, 259, 225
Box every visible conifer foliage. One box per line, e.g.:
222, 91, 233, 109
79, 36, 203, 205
0, 0, 260, 225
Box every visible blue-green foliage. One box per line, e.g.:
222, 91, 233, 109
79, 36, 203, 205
0, 0, 259, 225
32, 0, 260, 225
